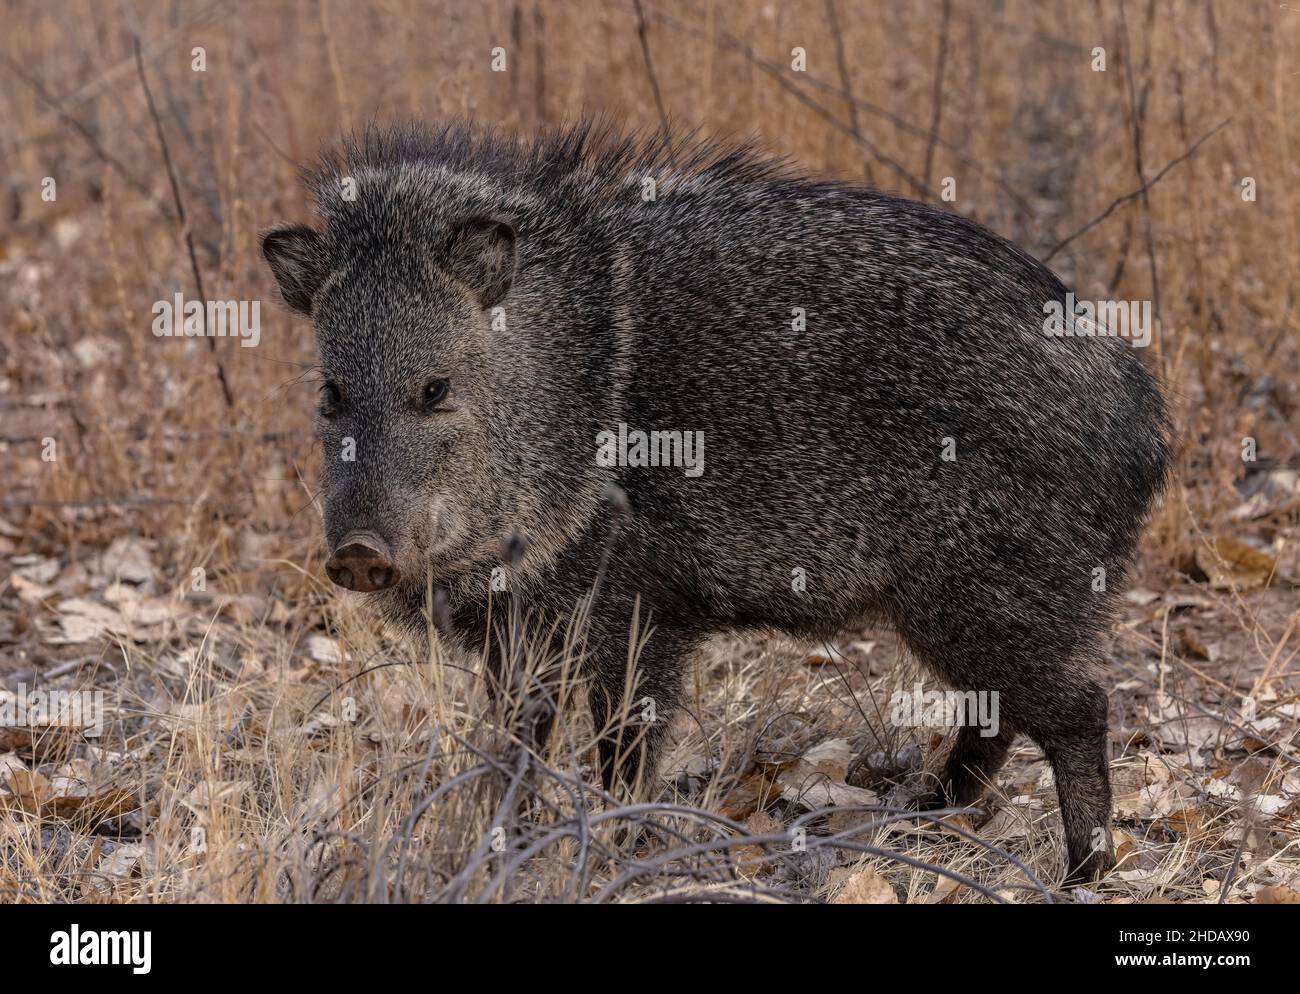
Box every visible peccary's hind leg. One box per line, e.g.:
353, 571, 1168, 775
1022, 681, 1114, 886
931, 722, 1016, 809
893, 586, 1115, 884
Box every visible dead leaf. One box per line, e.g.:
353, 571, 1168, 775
11, 573, 55, 604
1161, 807, 1204, 836
1257, 885, 1300, 904
1113, 863, 1180, 892
48, 594, 173, 644
182, 780, 251, 822
732, 811, 784, 878
93, 537, 154, 587
1163, 591, 1215, 611
1150, 711, 1222, 753
12, 555, 59, 585
103, 583, 177, 627
1113, 828, 1139, 868
827, 807, 879, 840
0, 752, 30, 783
776, 738, 878, 810
720, 768, 783, 820
1195, 536, 1277, 590
0, 755, 133, 821
1230, 469, 1300, 521
97, 842, 149, 879
980, 799, 1040, 842
49, 598, 123, 644
47, 784, 135, 821
1125, 588, 1161, 606
834, 868, 898, 904
305, 634, 343, 665
926, 873, 962, 904
803, 738, 851, 781
1178, 630, 1212, 661
780, 774, 877, 811
1, 766, 51, 813
0, 727, 32, 751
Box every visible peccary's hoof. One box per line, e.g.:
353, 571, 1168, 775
1063, 849, 1114, 888
609, 823, 651, 854
908, 783, 954, 812
918, 797, 990, 825
848, 744, 924, 789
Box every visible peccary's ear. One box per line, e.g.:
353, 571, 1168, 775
261, 224, 326, 315
444, 217, 516, 309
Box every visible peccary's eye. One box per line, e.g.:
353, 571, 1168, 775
319, 381, 342, 419
421, 378, 451, 413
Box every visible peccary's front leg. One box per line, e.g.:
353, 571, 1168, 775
480, 622, 563, 765
586, 627, 694, 801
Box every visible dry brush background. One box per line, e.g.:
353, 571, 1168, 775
0, 0, 1298, 903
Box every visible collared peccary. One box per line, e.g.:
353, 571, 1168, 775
262, 122, 1171, 884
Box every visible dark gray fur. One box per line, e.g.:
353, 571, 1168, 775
262, 121, 1172, 884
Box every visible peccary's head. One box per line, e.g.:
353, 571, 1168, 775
261, 197, 517, 596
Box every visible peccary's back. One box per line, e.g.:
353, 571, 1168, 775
597, 182, 1171, 632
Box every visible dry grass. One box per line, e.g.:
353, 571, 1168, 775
0, 0, 1298, 904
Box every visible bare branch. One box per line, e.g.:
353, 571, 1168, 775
1043, 117, 1231, 263
133, 35, 234, 410
0, 51, 155, 203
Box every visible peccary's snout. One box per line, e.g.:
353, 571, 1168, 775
325, 532, 399, 592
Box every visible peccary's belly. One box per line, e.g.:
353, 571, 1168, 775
619, 462, 908, 633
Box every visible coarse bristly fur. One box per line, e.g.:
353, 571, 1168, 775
261, 119, 1173, 885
